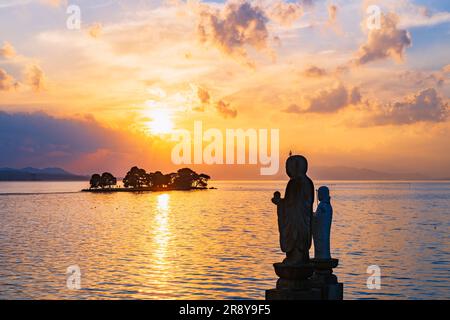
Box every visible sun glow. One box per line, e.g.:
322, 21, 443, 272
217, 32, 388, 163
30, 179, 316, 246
145, 109, 174, 135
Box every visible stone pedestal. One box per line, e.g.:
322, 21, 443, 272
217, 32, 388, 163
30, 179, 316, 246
265, 259, 343, 300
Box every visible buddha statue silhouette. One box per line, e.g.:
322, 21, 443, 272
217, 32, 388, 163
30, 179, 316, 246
272, 155, 315, 265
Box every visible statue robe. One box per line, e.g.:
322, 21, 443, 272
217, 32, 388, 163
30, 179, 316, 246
312, 198, 333, 260
277, 174, 314, 263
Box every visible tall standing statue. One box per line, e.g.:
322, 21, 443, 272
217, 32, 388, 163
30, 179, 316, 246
312, 186, 333, 260
272, 155, 315, 265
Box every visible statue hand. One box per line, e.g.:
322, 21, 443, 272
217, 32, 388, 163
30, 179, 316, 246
272, 191, 281, 205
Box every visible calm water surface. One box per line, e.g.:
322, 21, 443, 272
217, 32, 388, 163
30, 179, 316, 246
0, 181, 449, 299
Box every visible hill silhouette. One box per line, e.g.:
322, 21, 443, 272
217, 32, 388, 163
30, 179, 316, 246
308, 166, 429, 181
0, 167, 88, 181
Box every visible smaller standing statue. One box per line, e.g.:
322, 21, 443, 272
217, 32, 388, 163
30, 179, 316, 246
312, 186, 333, 260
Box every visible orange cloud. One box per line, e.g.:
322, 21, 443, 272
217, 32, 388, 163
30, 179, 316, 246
0, 41, 16, 59
267, 1, 303, 26
197, 86, 210, 104
443, 65, 450, 73
88, 23, 103, 38
0, 68, 18, 91
216, 100, 237, 118
328, 4, 338, 25
39, 0, 64, 7
304, 83, 361, 113
194, 86, 211, 112
303, 65, 328, 78
25, 64, 46, 92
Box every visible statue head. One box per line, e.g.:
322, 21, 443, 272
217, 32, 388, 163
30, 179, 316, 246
285, 155, 308, 178
318, 186, 331, 202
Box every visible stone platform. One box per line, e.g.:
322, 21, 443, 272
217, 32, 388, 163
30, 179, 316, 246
265, 259, 343, 300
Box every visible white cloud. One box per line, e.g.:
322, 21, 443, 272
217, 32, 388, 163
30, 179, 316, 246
197, 1, 270, 65
355, 13, 411, 65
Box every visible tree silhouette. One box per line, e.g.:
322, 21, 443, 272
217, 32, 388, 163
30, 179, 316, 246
150, 171, 169, 188
117, 166, 211, 190
89, 174, 101, 189
196, 173, 211, 188
165, 172, 177, 186
123, 166, 148, 188
172, 168, 195, 189
100, 172, 117, 189
89, 172, 117, 189
171, 168, 210, 189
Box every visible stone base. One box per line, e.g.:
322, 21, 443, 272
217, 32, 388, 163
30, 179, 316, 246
310, 258, 339, 270
327, 283, 344, 300
273, 263, 313, 280
266, 259, 343, 300
266, 283, 343, 300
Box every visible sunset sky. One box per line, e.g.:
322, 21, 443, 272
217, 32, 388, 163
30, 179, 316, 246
1, 0, 449, 179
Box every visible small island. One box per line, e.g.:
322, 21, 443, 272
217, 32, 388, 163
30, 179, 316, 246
82, 166, 212, 193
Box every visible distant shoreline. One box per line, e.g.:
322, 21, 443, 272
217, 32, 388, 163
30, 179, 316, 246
0, 178, 89, 182
81, 186, 214, 193
1, 179, 450, 182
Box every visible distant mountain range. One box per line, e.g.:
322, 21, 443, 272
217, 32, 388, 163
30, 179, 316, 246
0, 167, 88, 181
309, 166, 429, 181
0, 166, 444, 182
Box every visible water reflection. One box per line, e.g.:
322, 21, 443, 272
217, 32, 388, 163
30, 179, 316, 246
0, 181, 448, 299
153, 194, 170, 265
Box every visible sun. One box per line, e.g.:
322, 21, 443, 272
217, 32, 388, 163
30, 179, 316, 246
146, 109, 174, 135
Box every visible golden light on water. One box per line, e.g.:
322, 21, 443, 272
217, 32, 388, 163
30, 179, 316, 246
153, 194, 170, 264
157, 193, 170, 211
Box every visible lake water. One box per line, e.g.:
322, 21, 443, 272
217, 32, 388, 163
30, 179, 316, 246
0, 181, 449, 300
